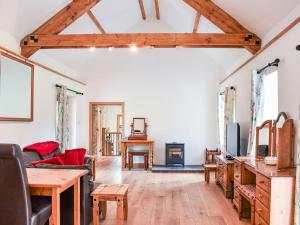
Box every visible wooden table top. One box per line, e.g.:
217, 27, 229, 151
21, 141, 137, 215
27, 168, 88, 188
234, 157, 296, 178
91, 184, 129, 197
121, 140, 154, 143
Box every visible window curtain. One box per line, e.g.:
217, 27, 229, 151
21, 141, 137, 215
56, 85, 70, 151
247, 70, 265, 156
218, 87, 236, 151
295, 104, 300, 225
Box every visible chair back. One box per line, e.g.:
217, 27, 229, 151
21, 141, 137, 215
205, 148, 221, 164
0, 144, 32, 225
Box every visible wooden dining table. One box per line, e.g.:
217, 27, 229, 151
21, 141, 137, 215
27, 168, 88, 225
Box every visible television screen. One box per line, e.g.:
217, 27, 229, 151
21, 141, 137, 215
226, 123, 240, 157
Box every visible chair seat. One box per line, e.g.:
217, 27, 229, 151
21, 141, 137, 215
31, 196, 52, 225
204, 164, 217, 169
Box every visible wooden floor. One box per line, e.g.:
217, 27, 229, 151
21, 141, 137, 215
94, 157, 250, 225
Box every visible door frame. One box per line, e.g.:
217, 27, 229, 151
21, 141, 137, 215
89, 102, 125, 155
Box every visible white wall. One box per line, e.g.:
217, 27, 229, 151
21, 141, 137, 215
221, 13, 300, 155
0, 32, 86, 149
78, 48, 223, 165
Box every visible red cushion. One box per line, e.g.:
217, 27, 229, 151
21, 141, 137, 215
55, 151, 80, 165
31, 157, 64, 166
66, 148, 86, 165
23, 141, 59, 156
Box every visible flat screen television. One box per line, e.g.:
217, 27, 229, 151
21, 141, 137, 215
226, 122, 240, 157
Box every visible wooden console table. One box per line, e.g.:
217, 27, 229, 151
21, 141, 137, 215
120, 140, 154, 170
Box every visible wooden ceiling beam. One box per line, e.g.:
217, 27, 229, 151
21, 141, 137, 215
21, 0, 101, 58
154, 0, 160, 20
21, 33, 261, 49
183, 0, 261, 54
193, 13, 201, 33
87, 10, 106, 34
138, 0, 146, 20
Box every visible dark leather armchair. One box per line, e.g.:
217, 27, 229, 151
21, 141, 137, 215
0, 144, 51, 225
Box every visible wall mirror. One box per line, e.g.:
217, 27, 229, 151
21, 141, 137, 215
0, 52, 34, 121
255, 120, 272, 159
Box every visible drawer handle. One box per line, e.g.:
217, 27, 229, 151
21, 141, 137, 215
257, 208, 263, 212
235, 175, 239, 178
259, 181, 265, 184
258, 194, 262, 198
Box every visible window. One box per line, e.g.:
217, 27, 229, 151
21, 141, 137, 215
261, 70, 278, 122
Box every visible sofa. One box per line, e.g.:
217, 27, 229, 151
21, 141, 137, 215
22, 148, 96, 225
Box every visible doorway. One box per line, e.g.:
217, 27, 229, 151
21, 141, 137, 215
89, 102, 125, 157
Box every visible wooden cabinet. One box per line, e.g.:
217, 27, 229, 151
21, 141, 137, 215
233, 158, 295, 225
216, 155, 234, 198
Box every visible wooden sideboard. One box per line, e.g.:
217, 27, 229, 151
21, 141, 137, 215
216, 155, 235, 198
234, 157, 296, 225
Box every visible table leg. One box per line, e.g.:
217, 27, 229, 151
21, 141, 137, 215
117, 198, 124, 225
74, 178, 80, 225
93, 197, 99, 225
121, 143, 126, 169
149, 143, 153, 169
102, 201, 107, 219
124, 195, 128, 220
51, 188, 60, 225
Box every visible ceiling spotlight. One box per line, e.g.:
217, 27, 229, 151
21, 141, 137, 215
296, 45, 300, 51
130, 44, 137, 52
108, 46, 113, 52
89, 46, 95, 52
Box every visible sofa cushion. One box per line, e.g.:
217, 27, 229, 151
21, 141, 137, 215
55, 151, 80, 165
31, 157, 64, 166
66, 148, 86, 165
23, 141, 59, 157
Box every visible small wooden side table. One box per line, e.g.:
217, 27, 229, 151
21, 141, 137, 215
204, 164, 217, 184
91, 184, 129, 225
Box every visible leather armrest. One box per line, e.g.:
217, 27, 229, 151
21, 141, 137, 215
84, 156, 93, 164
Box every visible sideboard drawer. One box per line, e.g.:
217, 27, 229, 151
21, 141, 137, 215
256, 199, 270, 223
255, 213, 268, 225
256, 173, 270, 193
256, 186, 270, 208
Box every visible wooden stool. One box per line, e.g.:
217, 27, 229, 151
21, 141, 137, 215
91, 184, 129, 225
204, 164, 217, 184
238, 184, 256, 225
128, 151, 149, 170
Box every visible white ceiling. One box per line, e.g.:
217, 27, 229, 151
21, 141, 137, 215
1, 0, 300, 79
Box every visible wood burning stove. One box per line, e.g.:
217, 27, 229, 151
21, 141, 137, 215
166, 143, 184, 167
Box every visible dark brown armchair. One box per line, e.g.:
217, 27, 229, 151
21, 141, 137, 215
0, 144, 51, 225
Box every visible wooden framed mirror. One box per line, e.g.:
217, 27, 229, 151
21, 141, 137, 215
0, 52, 34, 121
129, 117, 148, 140
255, 120, 272, 159
276, 114, 295, 169
271, 112, 288, 156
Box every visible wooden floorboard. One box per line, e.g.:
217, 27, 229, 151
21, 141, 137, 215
94, 157, 250, 225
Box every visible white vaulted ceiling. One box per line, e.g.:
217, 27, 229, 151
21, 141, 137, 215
1, 0, 300, 79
